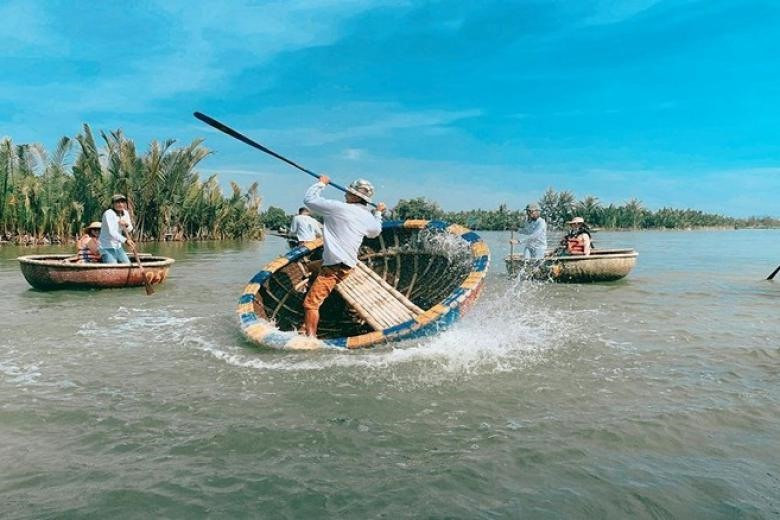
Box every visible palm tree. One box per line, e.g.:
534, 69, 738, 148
576, 195, 601, 225
539, 188, 558, 227
0, 126, 264, 242
624, 198, 644, 229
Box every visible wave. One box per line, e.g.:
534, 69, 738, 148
192, 277, 583, 385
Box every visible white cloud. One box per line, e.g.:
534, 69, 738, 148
341, 148, 364, 160
0, 1, 402, 118
0, 0, 64, 53
218, 103, 482, 147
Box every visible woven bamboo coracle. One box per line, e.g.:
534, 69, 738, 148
237, 220, 490, 350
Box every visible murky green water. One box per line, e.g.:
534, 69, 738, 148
1, 230, 779, 518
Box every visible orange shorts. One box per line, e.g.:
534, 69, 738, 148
302, 264, 352, 311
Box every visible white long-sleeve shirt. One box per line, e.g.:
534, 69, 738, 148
99, 209, 127, 249
289, 214, 322, 242
304, 182, 382, 267
119, 211, 133, 234
517, 217, 547, 259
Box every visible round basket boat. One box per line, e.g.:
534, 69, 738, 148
237, 220, 490, 350
18, 254, 175, 290
505, 248, 638, 282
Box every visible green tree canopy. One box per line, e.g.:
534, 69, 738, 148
0, 126, 264, 241
262, 206, 290, 231
393, 197, 445, 221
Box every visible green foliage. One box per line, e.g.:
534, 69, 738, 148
262, 206, 290, 231
393, 197, 444, 221
390, 187, 779, 230
0, 127, 264, 241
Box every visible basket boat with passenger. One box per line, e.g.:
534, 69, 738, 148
237, 220, 490, 350
17, 254, 174, 290
505, 248, 638, 282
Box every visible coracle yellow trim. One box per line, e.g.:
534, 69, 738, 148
471, 242, 489, 258
415, 304, 449, 325
447, 224, 470, 235
460, 272, 485, 289
347, 331, 385, 349
403, 220, 429, 229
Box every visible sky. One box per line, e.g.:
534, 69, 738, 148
1, 0, 779, 216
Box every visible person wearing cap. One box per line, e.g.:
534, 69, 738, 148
98, 194, 136, 264
289, 207, 322, 245
301, 176, 385, 337
562, 217, 592, 255
76, 222, 102, 263
510, 203, 548, 260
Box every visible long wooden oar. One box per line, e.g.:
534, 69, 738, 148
127, 240, 154, 295
509, 230, 515, 276
193, 111, 377, 208
768, 265, 780, 281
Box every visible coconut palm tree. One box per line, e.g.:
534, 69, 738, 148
576, 195, 602, 225
0, 126, 264, 242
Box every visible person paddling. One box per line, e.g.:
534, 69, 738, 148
289, 207, 322, 245
76, 222, 102, 263
510, 203, 547, 260
562, 217, 592, 256
99, 194, 136, 264
302, 176, 385, 337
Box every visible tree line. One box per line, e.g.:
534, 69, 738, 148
391, 189, 780, 230
0, 126, 264, 243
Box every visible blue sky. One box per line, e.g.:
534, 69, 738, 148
1, 0, 779, 216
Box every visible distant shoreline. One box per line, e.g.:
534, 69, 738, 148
3, 226, 778, 250
469, 225, 779, 232
473, 226, 780, 233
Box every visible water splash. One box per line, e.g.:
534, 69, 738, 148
77, 307, 205, 348
194, 277, 581, 385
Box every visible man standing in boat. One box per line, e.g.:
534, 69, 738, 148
99, 194, 136, 264
302, 176, 385, 337
511, 202, 547, 260
289, 207, 322, 246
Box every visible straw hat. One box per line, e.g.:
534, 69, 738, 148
348, 178, 375, 202
85, 221, 102, 231
525, 203, 540, 212
567, 216, 585, 224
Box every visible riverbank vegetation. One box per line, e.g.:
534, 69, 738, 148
394, 189, 780, 230
0, 127, 263, 244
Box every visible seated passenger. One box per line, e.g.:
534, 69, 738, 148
563, 217, 592, 256
77, 222, 102, 263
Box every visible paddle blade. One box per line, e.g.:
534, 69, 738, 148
143, 271, 155, 295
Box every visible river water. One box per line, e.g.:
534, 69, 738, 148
1, 230, 778, 518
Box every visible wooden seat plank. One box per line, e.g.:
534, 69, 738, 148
336, 261, 423, 331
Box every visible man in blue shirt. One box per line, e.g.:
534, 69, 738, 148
511, 203, 547, 260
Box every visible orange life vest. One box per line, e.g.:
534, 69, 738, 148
566, 237, 586, 254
